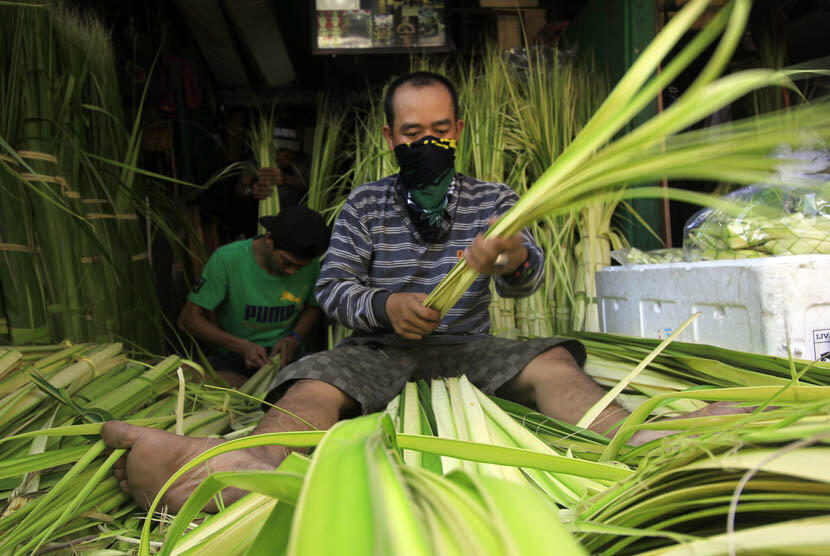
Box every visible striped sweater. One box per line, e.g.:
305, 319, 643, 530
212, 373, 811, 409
315, 173, 544, 345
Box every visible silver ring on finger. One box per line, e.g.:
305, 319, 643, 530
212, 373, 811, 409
494, 252, 509, 269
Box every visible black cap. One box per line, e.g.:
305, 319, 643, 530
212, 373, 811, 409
259, 205, 329, 260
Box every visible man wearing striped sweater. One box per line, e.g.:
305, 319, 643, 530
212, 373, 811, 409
101, 71, 681, 512
264, 72, 609, 428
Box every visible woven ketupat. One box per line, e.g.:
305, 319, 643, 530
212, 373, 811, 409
684, 180, 830, 260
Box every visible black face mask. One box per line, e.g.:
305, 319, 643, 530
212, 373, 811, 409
394, 136, 456, 211
394, 136, 457, 239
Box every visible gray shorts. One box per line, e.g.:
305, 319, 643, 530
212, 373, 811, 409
266, 337, 585, 414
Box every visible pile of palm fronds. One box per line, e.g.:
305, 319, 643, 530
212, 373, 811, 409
0, 341, 275, 553
2, 336, 830, 554
139, 346, 830, 555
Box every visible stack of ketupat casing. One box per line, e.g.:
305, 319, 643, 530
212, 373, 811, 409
0, 2, 163, 350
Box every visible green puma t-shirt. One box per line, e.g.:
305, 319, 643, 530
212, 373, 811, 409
188, 238, 320, 349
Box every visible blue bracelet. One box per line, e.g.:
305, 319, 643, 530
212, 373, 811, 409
288, 331, 302, 344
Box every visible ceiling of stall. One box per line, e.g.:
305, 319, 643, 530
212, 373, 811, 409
167, 0, 829, 99
173, 0, 296, 89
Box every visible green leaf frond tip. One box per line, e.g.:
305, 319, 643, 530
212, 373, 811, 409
602, 385, 830, 461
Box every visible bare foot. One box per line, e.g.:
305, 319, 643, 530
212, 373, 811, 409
628, 401, 755, 446
101, 421, 275, 512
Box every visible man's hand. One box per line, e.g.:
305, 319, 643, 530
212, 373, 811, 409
386, 293, 441, 340
239, 340, 269, 370
251, 167, 281, 200
464, 231, 528, 276
270, 336, 299, 368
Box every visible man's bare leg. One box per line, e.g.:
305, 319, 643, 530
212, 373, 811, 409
102, 379, 358, 512
497, 346, 752, 445
496, 346, 630, 436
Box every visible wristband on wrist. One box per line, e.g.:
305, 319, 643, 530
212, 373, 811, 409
288, 331, 302, 345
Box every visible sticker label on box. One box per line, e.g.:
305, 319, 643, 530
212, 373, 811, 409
813, 328, 830, 361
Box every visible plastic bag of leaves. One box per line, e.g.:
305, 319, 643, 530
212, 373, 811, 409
683, 144, 830, 260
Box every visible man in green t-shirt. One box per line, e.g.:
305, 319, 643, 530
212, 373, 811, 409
178, 205, 330, 386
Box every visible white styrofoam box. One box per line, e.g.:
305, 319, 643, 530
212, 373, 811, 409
595, 255, 830, 360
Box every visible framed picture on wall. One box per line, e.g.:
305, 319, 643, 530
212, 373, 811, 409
313, 0, 452, 54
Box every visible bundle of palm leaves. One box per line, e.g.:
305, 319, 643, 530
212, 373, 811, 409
0, 1, 165, 350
